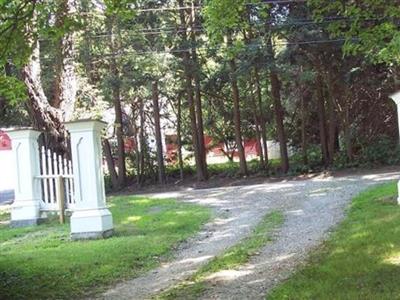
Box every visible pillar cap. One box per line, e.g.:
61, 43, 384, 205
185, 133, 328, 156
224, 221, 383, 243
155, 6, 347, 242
390, 91, 400, 104
6, 128, 41, 139
64, 119, 107, 133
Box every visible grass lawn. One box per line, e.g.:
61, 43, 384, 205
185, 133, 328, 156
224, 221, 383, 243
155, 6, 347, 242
159, 211, 284, 299
0, 195, 211, 299
268, 182, 400, 299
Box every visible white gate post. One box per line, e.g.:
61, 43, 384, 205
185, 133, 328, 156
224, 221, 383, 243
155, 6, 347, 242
7, 129, 42, 227
390, 91, 400, 204
65, 120, 113, 239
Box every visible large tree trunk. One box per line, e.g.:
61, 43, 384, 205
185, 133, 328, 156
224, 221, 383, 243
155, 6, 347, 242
178, 0, 206, 181
107, 15, 126, 188
152, 81, 166, 184
228, 34, 248, 176
23, 41, 65, 152
52, 0, 77, 121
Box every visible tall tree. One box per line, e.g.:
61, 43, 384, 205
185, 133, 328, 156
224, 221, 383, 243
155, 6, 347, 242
152, 81, 166, 184
106, 12, 126, 188
178, 0, 207, 181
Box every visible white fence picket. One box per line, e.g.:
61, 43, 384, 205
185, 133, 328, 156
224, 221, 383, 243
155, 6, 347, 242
64, 157, 71, 205
47, 149, 55, 204
38, 147, 75, 211
41, 147, 49, 204
68, 160, 74, 206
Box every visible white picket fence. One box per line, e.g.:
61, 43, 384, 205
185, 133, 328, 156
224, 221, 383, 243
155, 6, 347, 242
37, 147, 75, 211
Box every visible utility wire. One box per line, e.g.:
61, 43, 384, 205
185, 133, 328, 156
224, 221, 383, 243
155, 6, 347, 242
78, 0, 308, 15
40, 38, 348, 63
39, 17, 382, 41
91, 38, 348, 59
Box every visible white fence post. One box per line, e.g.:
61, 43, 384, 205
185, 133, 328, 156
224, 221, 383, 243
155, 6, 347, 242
7, 128, 42, 227
65, 120, 113, 239
390, 91, 400, 205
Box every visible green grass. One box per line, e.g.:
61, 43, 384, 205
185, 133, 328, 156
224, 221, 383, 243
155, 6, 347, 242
0, 196, 211, 299
159, 211, 284, 299
268, 182, 400, 299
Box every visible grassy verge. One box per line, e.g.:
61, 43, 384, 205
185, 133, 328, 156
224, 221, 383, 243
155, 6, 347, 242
159, 211, 284, 300
268, 182, 400, 299
0, 196, 211, 299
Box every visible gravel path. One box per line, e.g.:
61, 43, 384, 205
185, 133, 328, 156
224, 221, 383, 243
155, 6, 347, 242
101, 169, 400, 300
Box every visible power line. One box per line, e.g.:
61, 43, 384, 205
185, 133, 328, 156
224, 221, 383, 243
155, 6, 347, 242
131, 1, 307, 13
40, 37, 348, 63
92, 38, 348, 58
78, 0, 308, 15
38, 17, 382, 42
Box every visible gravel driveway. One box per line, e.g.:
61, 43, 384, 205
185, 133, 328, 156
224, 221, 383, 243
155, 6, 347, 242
101, 169, 400, 300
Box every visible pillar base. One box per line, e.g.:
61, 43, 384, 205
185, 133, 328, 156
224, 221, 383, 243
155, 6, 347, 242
70, 208, 113, 240
10, 200, 40, 227
71, 229, 114, 240
10, 219, 40, 228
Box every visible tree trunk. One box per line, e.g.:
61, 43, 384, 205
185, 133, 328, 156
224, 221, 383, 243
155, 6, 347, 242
22, 41, 65, 152
301, 87, 309, 166
343, 105, 353, 162
191, 0, 208, 179
250, 78, 265, 168
266, 35, 289, 173
315, 75, 329, 167
103, 138, 119, 189
177, 93, 184, 181
138, 97, 146, 185
107, 15, 126, 188
228, 34, 248, 176
52, 0, 77, 122
152, 81, 166, 184
326, 83, 337, 164
178, 0, 206, 181
270, 70, 289, 173
254, 68, 269, 166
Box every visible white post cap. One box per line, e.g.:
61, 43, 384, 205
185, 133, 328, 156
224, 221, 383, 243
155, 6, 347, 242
7, 128, 41, 140
390, 91, 400, 105
64, 119, 107, 133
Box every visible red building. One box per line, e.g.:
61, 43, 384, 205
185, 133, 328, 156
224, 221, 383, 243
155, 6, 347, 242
0, 130, 11, 151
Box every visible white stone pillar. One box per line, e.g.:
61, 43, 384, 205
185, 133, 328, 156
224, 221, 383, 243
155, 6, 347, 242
390, 91, 400, 204
7, 129, 42, 227
391, 91, 400, 143
65, 120, 113, 239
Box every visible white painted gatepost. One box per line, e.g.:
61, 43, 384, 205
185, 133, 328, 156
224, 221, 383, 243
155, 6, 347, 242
7, 119, 113, 240
7, 129, 42, 227
390, 91, 400, 204
65, 120, 113, 239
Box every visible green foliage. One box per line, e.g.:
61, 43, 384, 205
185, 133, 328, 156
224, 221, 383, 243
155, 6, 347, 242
159, 211, 284, 299
309, 0, 400, 64
0, 195, 211, 299
333, 136, 400, 169
269, 182, 400, 299
0, 75, 27, 105
359, 136, 400, 165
